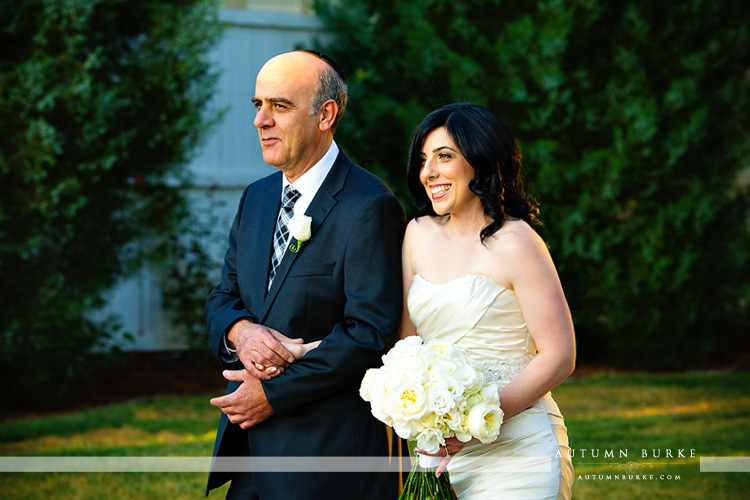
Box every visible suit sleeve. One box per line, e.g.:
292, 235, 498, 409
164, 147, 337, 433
261, 193, 406, 415
205, 187, 256, 369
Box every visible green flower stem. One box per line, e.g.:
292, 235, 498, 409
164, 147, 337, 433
398, 457, 458, 500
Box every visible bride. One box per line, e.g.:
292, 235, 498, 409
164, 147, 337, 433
255, 102, 575, 499
400, 103, 576, 499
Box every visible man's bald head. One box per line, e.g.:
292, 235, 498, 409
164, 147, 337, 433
258, 51, 348, 133
252, 51, 348, 180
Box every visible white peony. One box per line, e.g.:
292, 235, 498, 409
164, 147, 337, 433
467, 404, 504, 444
425, 340, 457, 358
388, 382, 429, 422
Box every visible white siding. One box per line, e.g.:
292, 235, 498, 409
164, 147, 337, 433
103, 9, 324, 350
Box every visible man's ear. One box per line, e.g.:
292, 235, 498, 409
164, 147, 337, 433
318, 99, 338, 132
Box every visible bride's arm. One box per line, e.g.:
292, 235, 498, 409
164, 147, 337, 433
399, 219, 419, 339
282, 340, 321, 360
252, 340, 321, 377
492, 224, 576, 419
428, 224, 576, 473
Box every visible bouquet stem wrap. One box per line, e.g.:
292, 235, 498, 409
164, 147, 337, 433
398, 454, 457, 500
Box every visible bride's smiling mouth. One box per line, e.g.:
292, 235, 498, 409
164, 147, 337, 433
429, 184, 451, 200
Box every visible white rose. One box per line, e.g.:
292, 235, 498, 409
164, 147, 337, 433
359, 368, 379, 402
392, 419, 413, 440
439, 373, 465, 401
468, 404, 504, 444
427, 386, 455, 415
371, 404, 394, 428
453, 412, 472, 442
480, 383, 501, 407
388, 382, 429, 421
416, 427, 445, 455
454, 363, 484, 393
393, 419, 423, 440
288, 214, 312, 242
383, 337, 425, 361
443, 408, 463, 431
394, 336, 423, 350
431, 356, 459, 377
361, 369, 392, 424
397, 351, 431, 377
385, 362, 426, 391
419, 411, 438, 429
465, 392, 484, 408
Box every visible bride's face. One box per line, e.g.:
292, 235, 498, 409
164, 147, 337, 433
419, 127, 478, 216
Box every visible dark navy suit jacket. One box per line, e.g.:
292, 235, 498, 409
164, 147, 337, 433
205, 151, 406, 499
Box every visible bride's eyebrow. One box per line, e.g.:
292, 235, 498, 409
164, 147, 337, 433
420, 146, 456, 156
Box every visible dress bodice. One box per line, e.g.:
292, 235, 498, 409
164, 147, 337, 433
409, 274, 574, 499
407, 274, 536, 383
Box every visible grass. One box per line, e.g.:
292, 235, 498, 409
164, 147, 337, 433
557, 370, 750, 499
0, 395, 229, 499
1, 371, 748, 499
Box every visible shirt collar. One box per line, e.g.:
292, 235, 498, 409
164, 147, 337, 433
282, 141, 339, 202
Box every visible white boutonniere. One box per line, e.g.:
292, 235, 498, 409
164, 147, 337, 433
288, 214, 312, 253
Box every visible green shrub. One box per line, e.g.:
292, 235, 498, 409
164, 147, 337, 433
0, 0, 222, 406
313, 0, 750, 369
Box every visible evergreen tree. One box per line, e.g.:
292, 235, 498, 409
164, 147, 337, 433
0, 0, 222, 403
314, 0, 750, 369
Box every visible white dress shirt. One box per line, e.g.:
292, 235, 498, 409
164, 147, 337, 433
282, 140, 338, 216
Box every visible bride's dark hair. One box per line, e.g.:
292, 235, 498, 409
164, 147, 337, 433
407, 102, 540, 243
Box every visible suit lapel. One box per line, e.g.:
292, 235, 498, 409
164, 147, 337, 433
259, 152, 352, 323
244, 173, 282, 310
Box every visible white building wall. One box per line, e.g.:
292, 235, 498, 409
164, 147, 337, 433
103, 8, 324, 350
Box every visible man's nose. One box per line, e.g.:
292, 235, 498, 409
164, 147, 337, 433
254, 105, 272, 128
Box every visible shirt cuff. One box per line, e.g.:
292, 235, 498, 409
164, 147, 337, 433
219, 332, 239, 363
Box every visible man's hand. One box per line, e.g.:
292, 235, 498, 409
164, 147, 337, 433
210, 369, 274, 429
227, 320, 303, 379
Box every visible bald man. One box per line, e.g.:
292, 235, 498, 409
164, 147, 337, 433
205, 51, 406, 499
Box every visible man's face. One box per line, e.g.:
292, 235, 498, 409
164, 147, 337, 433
252, 53, 324, 177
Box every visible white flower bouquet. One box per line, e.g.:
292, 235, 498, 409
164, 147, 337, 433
360, 336, 503, 499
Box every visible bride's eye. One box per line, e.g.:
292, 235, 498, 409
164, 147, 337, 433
438, 153, 452, 160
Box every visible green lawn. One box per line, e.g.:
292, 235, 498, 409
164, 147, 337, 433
558, 370, 750, 499
1, 371, 748, 499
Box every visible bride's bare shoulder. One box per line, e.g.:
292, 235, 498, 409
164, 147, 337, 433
406, 215, 443, 237
489, 219, 547, 257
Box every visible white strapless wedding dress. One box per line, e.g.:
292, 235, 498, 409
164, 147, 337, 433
408, 274, 574, 500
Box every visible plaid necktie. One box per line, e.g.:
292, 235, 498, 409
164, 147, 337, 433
268, 185, 301, 290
